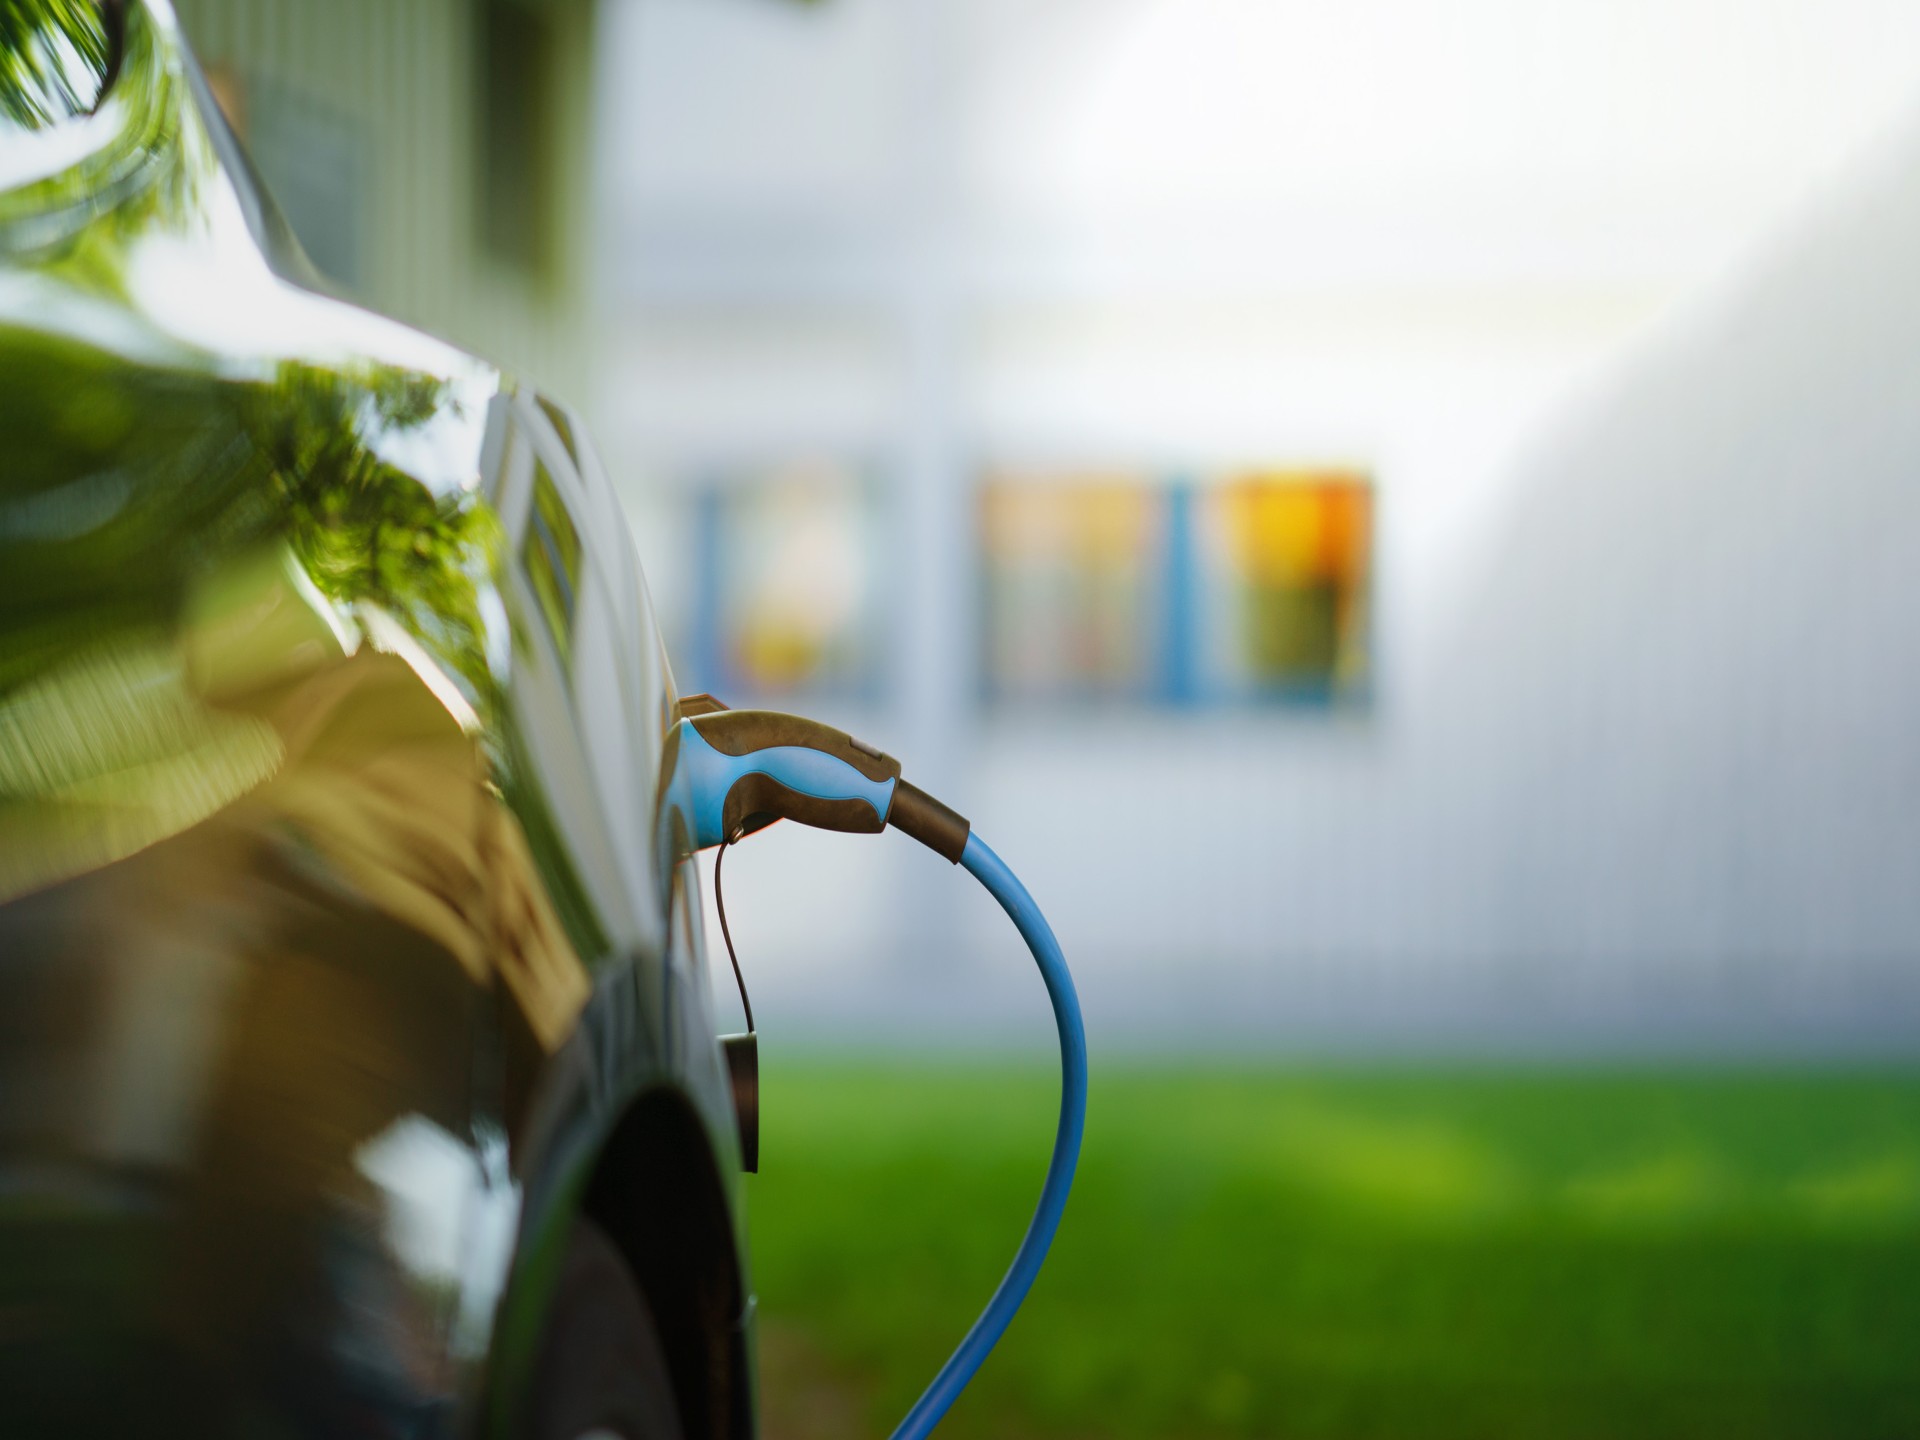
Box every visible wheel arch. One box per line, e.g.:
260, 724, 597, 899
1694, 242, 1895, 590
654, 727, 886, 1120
485, 1072, 751, 1440
541, 1082, 752, 1440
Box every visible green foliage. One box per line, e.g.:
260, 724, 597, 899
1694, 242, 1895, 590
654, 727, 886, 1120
749, 1062, 1920, 1440
0, 0, 110, 130
0, 339, 501, 714
522, 461, 582, 668
248, 361, 502, 708
0, 0, 189, 248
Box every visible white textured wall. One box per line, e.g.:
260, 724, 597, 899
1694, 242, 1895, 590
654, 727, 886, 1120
612, 0, 1920, 1050
949, 138, 1920, 1051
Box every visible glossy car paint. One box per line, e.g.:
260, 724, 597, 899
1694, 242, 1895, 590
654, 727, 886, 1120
0, 3, 752, 1434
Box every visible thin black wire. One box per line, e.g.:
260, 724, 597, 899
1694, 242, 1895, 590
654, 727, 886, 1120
712, 827, 755, 1033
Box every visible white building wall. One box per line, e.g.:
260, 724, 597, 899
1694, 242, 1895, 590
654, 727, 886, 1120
598, 0, 1920, 1049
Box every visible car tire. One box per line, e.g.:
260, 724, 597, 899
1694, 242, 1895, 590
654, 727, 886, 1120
524, 1217, 686, 1440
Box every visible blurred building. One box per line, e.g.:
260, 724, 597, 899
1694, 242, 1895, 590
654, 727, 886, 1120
599, 0, 1920, 1052
172, 0, 600, 405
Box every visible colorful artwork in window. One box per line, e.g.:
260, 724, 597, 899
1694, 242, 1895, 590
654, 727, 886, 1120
980, 469, 1371, 707
981, 476, 1163, 702
685, 461, 884, 701
1198, 472, 1372, 702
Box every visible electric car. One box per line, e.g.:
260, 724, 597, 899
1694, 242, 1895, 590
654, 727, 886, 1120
0, 3, 756, 1435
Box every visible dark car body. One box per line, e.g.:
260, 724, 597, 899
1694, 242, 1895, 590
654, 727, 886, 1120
0, 3, 753, 1434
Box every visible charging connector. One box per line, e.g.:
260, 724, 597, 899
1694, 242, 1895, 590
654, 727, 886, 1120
663, 708, 971, 860
658, 707, 1086, 1439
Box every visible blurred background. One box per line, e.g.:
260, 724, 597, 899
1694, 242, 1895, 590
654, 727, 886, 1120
176, 0, 1920, 1434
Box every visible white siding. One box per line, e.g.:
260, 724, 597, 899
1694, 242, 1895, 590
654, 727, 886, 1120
599, 0, 1920, 1051
171, 0, 598, 408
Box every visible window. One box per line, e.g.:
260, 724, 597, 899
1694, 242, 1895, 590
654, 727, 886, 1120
1197, 473, 1372, 703
981, 469, 1373, 707
523, 461, 582, 666
476, 0, 554, 276
981, 477, 1162, 703
678, 460, 885, 703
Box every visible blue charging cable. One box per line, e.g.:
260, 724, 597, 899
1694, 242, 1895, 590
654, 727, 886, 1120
661, 708, 1088, 1436
888, 833, 1088, 1440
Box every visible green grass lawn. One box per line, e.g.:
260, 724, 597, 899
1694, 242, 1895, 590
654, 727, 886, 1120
744, 1061, 1920, 1440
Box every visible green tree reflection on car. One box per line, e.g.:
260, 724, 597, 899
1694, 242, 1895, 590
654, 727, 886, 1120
244, 361, 503, 715
0, 0, 112, 131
